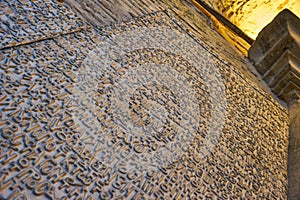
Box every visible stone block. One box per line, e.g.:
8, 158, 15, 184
249, 9, 300, 103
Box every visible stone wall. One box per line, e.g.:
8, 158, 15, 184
0, 0, 289, 199
248, 9, 300, 199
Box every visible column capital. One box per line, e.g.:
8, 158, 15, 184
248, 9, 300, 103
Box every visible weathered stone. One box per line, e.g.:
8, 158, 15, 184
0, 0, 86, 49
0, 0, 290, 199
288, 97, 300, 200
249, 9, 300, 103
248, 9, 300, 199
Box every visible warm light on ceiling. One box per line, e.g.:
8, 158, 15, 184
201, 0, 300, 39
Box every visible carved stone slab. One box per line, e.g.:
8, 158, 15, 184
0, 0, 86, 49
0, 2, 289, 200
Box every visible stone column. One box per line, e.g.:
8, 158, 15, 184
288, 95, 300, 199
248, 9, 300, 199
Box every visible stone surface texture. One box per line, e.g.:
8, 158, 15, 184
64, 0, 273, 92
63, 0, 165, 26
249, 9, 300, 103
0, 0, 86, 49
0, 0, 289, 199
201, 0, 300, 39
248, 9, 300, 200
288, 99, 300, 200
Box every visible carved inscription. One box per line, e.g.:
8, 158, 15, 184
0, 7, 289, 200
0, 0, 86, 49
